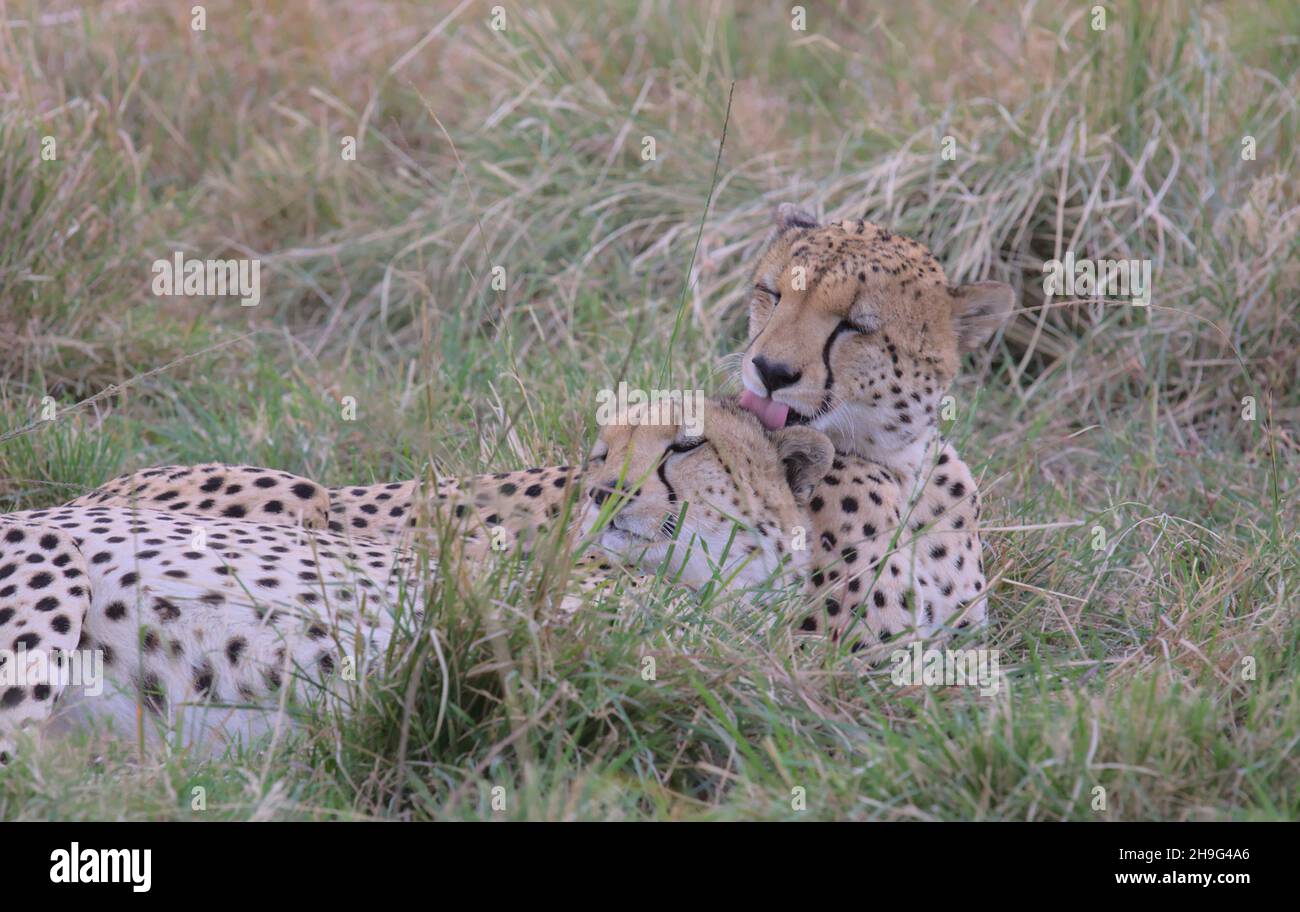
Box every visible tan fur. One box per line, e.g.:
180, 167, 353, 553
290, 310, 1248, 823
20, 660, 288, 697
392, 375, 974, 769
742, 211, 1013, 472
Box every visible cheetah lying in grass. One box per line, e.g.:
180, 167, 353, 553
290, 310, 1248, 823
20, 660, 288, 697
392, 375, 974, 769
1, 394, 984, 758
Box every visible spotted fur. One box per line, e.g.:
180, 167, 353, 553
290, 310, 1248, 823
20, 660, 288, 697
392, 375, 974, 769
740, 206, 1014, 474
65, 463, 331, 529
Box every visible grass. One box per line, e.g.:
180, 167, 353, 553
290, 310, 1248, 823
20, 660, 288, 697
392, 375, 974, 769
0, 0, 1296, 820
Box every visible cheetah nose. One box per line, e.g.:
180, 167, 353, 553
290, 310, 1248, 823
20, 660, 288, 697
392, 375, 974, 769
752, 355, 802, 393
591, 479, 631, 507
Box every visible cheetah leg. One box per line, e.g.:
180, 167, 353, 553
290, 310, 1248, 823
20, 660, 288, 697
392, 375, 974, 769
0, 520, 91, 763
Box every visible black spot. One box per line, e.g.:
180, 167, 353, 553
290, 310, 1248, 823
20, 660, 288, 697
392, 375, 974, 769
841, 497, 858, 513
525, 484, 543, 497
28, 571, 53, 589
4, 529, 24, 543
193, 663, 214, 695
51, 615, 71, 634
153, 598, 181, 622
291, 482, 317, 500
254, 476, 277, 488
105, 601, 128, 620
226, 637, 247, 665
139, 674, 167, 715
39, 533, 59, 550
222, 505, 247, 518
34, 596, 59, 612
1, 687, 23, 708
13, 632, 40, 650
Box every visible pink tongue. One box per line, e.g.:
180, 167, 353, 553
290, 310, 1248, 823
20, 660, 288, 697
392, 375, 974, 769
739, 389, 790, 431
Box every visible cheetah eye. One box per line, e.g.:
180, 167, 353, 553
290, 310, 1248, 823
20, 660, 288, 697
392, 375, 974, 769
838, 318, 877, 335
667, 437, 705, 455
755, 283, 781, 305
588, 442, 608, 463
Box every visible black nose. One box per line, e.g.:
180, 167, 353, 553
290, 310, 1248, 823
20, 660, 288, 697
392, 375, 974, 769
591, 480, 629, 507
752, 355, 802, 393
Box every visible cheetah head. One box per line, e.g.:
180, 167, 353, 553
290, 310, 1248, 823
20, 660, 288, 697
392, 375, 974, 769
738, 205, 1013, 464
580, 397, 833, 590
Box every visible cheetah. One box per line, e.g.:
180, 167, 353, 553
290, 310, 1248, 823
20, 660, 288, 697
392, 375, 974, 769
2, 391, 988, 755
736, 204, 1014, 473
0, 404, 799, 756
578, 397, 987, 647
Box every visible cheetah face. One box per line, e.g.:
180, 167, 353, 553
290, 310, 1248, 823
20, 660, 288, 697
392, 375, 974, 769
579, 399, 832, 590
738, 206, 1013, 459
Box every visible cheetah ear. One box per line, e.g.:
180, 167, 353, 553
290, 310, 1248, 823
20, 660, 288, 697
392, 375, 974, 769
948, 281, 1014, 351
774, 203, 819, 232
771, 426, 834, 506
